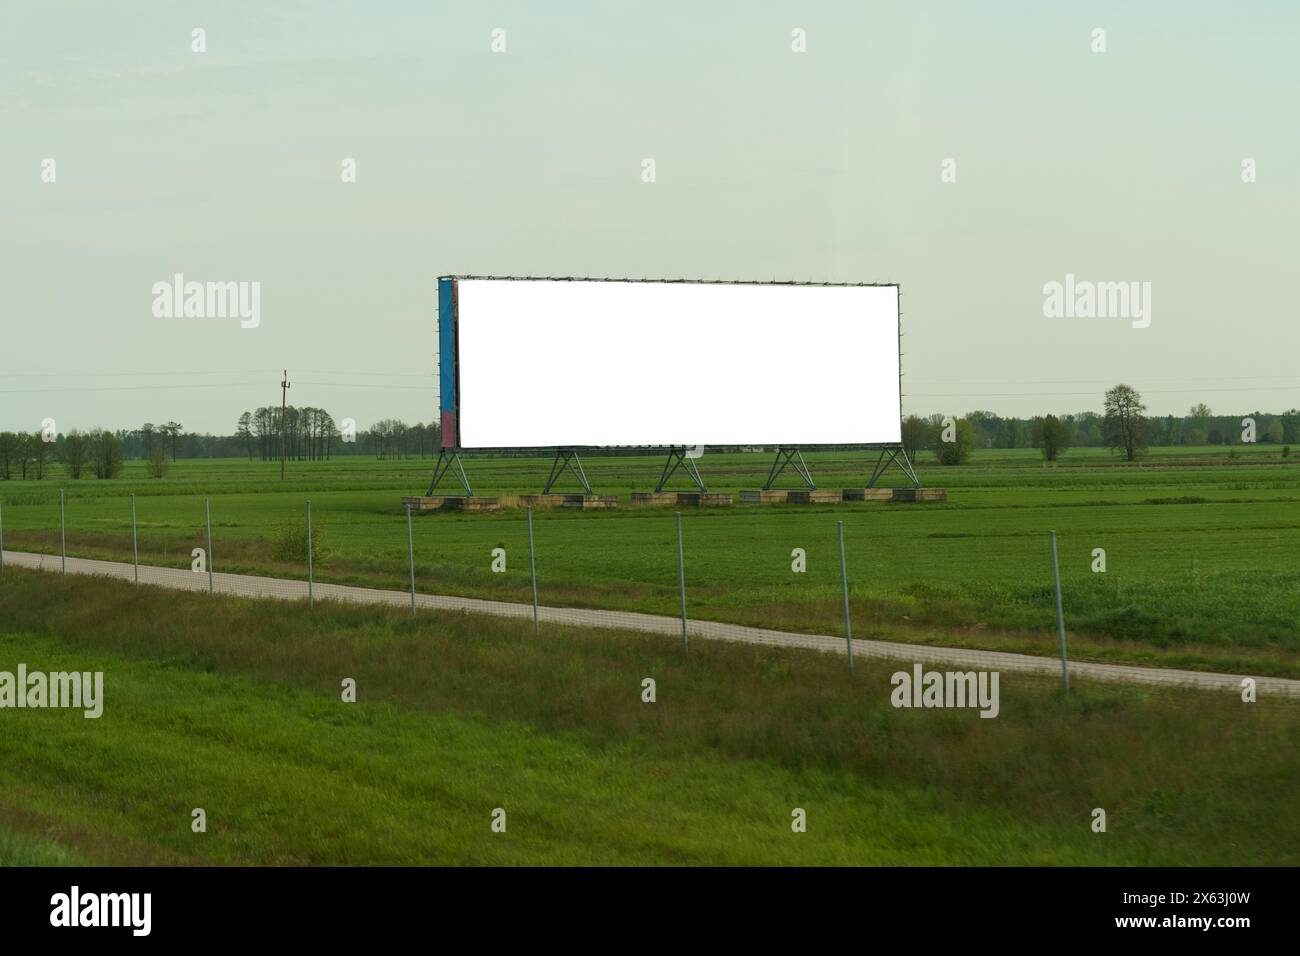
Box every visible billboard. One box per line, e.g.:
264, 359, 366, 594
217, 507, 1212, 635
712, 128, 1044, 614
438, 277, 901, 449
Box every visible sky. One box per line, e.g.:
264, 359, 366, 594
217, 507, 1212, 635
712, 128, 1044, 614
2, 1, 1298, 435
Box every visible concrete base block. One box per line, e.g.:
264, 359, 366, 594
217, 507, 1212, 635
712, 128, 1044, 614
675, 492, 733, 507
631, 492, 678, 507
739, 490, 790, 504
562, 494, 619, 510
401, 496, 501, 512
843, 488, 895, 501
786, 490, 844, 505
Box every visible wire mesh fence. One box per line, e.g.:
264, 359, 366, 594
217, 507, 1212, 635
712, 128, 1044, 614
5, 478, 1294, 697
2, 485, 1296, 688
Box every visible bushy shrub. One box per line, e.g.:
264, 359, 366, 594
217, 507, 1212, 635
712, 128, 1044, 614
273, 521, 324, 565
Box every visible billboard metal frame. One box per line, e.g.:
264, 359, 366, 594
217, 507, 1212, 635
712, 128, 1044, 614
763, 447, 817, 491
655, 446, 708, 494
429, 275, 919, 496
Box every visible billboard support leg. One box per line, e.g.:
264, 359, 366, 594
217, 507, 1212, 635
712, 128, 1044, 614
762, 447, 816, 490
866, 444, 921, 488
426, 448, 473, 497
655, 447, 707, 493
543, 449, 593, 495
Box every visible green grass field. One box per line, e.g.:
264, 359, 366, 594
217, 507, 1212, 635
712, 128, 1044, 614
1, 570, 1296, 865
3, 446, 1298, 677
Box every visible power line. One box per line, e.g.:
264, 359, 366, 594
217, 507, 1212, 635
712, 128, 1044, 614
295, 370, 432, 378
0, 382, 275, 394
0, 368, 433, 381
0, 369, 281, 379
910, 374, 1300, 387
910, 385, 1300, 398
0, 380, 431, 395
296, 382, 430, 390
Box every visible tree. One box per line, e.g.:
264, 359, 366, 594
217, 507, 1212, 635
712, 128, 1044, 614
164, 422, 183, 461
1103, 384, 1148, 461
88, 429, 125, 479
934, 418, 976, 465
1003, 417, 1027, 449
236, 412, 254, 459
1161, 414, 1181, 446
16, 433, 31, 479
313, 408, 336, 460
1183, 403, 1211, 445
139, 423, 157, 459
1282, 409, 1300, 444
147, 443, 169, 478
963, 410, 1001, 449
62, 430, 88, 478
1031, 414, 1072, 462
900, 415, 932, 459
28, 431, 52, 479
0, 432, 18, 480
252, 407, 273, 460
370, 419, 411, 459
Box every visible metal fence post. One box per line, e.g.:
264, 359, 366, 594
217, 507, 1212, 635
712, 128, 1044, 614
406, 503, 416, 616
527, 506, 539, 631
1049, 530, 1069, 692
131, 493, 139, 586
205, 498, 214, 595
306, 499, 314, 608
59, 489, 66, 574
675, 511, 688, 654
838, 521, 854, 673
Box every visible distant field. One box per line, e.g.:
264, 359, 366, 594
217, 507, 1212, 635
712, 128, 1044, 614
2, 445, 1298, 677
1, 571, 1295, 865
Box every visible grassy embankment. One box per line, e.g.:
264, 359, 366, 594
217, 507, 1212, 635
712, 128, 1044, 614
0, 568, 1296, 865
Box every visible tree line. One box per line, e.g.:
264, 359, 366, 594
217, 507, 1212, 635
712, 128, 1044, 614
233, 408, 440, 461
0, 429, 124, 480
904, 385, 1298, 465
0, 407, 442, 480
2, 387, 1295, 479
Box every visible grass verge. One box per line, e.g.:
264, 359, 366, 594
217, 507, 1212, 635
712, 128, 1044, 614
0, 567, 1296, 865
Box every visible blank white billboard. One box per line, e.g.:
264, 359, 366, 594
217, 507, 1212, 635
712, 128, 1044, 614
450, 278, 901, 448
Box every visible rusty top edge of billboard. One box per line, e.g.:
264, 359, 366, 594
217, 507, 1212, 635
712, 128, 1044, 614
438, 275, 898, 288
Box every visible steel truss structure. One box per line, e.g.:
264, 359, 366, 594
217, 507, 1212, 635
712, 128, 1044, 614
543, 448, 593, 495
867, 444, 920, 488
426, 448, 473, 497
762, 447, 817, 490
655, 447, 707, 493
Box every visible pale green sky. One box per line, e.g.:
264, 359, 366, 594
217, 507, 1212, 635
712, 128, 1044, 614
3, 1, 1298, 433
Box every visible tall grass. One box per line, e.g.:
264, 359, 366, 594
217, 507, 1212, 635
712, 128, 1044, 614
0, 569, 1296, 865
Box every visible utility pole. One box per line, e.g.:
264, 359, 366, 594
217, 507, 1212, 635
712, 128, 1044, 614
280, 369, 290, 481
